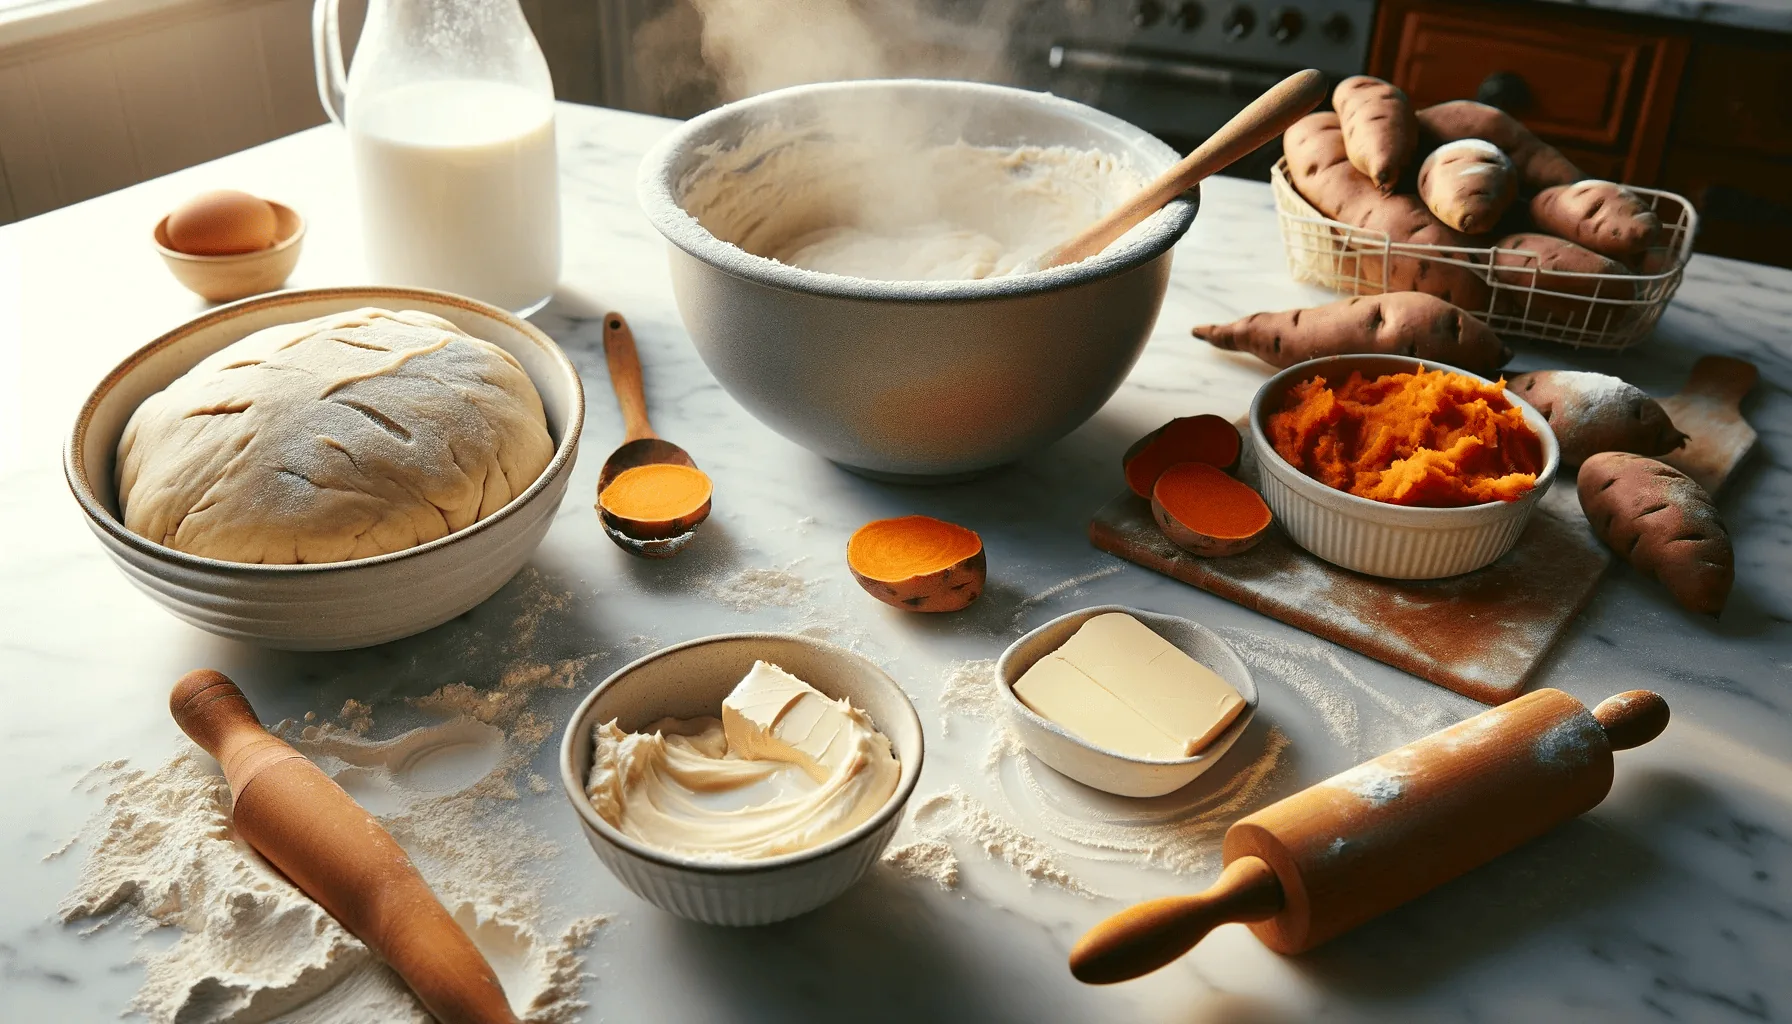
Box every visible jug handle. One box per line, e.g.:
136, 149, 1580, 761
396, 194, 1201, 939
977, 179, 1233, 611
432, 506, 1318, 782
312, 0, 348, 126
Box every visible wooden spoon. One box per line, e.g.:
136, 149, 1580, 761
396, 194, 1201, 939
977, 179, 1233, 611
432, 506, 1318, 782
1037, 68, 1328, 270
595, 312, 712, 558
170, 670, 519, 1023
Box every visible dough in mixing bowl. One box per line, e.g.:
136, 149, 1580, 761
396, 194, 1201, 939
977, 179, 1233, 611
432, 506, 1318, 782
117, 307, 554, 563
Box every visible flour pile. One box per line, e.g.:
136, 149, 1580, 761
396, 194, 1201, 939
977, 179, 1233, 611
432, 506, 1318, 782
58, 712, 602, 1023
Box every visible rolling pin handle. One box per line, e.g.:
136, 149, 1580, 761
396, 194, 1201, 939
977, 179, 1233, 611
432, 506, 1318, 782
1068, 855, 1284, 984
1593, 690, 1670, 751
170, 669, 260, 758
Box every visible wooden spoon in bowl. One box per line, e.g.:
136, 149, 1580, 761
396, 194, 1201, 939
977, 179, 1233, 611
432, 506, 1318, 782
1035, 68, 1328, 271
595, 312, 712, 558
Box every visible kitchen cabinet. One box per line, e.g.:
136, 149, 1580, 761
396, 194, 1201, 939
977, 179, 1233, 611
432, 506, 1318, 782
1369, 0, 1792, 268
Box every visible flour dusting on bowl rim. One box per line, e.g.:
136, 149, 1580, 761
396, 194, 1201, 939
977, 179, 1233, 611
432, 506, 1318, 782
637, 78, 1200, 302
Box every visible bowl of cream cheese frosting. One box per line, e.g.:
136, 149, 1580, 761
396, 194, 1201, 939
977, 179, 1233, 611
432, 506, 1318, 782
638, 78, 1198, 480
559, 632, 923, 926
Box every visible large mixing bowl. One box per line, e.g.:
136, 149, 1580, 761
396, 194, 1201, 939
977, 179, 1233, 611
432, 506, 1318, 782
638, 79, 1197, 480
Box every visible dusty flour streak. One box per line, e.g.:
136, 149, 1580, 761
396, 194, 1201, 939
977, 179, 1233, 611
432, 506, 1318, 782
899, 787, 1099, 897
705, 561, 812, 612
1327, 757, 1408, 806
880, 839, 961, 890
1008, 565, 1122, 625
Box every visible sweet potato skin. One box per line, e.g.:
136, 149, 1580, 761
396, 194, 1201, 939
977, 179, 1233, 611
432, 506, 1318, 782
1509, 370, 1686, 465
1529, 181, 1663, 260
1193, 292, 1511, 375
1332, 76, 1418, 195
1418, 139, 1516, 234
1416, 101, 1583, 190
1578, 453, 1733, 616
1284, 113, 1490, 309
1492, 232, 1633, 322
850, 549, 985, 612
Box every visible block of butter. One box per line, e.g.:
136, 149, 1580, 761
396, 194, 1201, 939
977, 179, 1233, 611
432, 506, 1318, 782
1012, 612, 1245, 760
722, 661, 862, 783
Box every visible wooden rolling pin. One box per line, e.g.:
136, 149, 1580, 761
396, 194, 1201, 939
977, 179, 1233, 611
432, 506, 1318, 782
171, 670, 519, 1023
1069, 688, 1669, 984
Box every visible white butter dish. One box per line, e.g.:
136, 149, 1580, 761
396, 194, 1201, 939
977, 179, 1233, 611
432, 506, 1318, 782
996, 605, 1258, 798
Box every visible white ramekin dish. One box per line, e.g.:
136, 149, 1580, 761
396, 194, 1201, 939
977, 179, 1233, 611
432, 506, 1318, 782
64, 286, 584, 650
559, 633, 924, 926
996, 605, 1257, 798
1248, 354, 1559, 580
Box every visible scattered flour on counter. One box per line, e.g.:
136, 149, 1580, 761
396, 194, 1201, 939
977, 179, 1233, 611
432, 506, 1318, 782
879, 839, 961, 890
338, 699, 373, 736
705, 561, 811, 612
412, 654, 596, 735
1008, 565, 1122, 625
59, 712, 606, 1024
894, 787, 1098, 897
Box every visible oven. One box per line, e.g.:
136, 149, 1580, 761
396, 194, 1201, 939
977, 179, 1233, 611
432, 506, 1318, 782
1003, 0, 1379, 177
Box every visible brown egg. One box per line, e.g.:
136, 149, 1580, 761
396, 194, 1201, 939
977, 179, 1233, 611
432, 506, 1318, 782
165, 190, 278, 256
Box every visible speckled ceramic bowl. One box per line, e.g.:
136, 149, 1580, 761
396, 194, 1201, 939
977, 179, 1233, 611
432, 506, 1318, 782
1249, 354, 1559, 580
64, 286, 583, 650
997, 605, 1257, 798
638, 78, 1198, 480
560, 633, 924, 926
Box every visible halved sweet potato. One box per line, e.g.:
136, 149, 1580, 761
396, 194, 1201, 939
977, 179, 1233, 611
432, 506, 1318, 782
847, 515, 985, 612
1151, 462, 1273, 557
1123, 415, 1242, 498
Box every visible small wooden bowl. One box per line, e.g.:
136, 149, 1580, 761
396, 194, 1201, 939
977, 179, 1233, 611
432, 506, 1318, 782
154, 200, 304, 303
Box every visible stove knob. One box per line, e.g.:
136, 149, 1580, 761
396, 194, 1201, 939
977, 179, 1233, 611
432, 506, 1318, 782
1268, 7, 1303, 41
1133, 0, 1164, 27
1320, 11, 1352, 41
1171, 0, 1204, 30
1221, 5, 1256, 39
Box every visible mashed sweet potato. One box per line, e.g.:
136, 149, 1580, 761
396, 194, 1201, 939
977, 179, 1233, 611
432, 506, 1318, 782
1268, 367, 1543, 507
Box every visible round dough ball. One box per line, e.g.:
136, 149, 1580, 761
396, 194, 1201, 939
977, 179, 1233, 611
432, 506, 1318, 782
117, 307, 555, 564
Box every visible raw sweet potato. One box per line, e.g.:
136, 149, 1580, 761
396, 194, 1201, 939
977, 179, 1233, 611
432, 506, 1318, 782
1194, 292, 1510, 375
1332, 76, 1418, 195
1529, 180, 1663, 261
1578, 452, 1733, 616
1416, 101, 1583, 190
1509, 370, 1686, 465
1418, 140, 1516, 234
1284, 113, 1490, 309
1492, 232, 1633, 323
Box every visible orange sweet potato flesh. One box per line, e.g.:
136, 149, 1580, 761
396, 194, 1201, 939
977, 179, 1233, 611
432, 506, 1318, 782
1578, 453, 1733, 616
1283, 113, 1490, 310
1123, 415, 1241, 498
848, 515, 985, 612
1152, 462, 1272, 557
1268, 367, 1544, 507
1194, 293, 1511, 376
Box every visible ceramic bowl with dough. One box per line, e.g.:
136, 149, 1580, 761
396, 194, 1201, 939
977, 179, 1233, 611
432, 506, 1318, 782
65, 286, 583, 650
1248, 354, 1560, 580
639, 78, 1198, 481
996, 605, 1258, 798
560, 633, 924, 926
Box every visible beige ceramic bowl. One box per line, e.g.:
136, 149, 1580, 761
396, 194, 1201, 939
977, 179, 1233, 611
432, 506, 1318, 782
560, 633, 924, 926
996, 605, 1258, 798
64, 286, 583, 650
1249, 354, 1559, 580
154, 200, 305, 303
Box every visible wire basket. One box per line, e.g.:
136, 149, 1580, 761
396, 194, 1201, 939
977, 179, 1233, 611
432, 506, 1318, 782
1270, 158, 1699, 352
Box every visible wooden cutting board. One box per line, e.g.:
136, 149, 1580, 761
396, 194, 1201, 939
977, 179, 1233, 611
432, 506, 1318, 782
1089, 477, 1610, 705
1659, 355, 1758, 495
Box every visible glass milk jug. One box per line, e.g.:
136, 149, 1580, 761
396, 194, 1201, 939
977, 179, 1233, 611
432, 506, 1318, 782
314, 0, 561, 315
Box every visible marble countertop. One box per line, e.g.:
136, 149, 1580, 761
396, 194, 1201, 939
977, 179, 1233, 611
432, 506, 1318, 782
2, 101, 1788, 1023
1533, 0, 1792, 33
